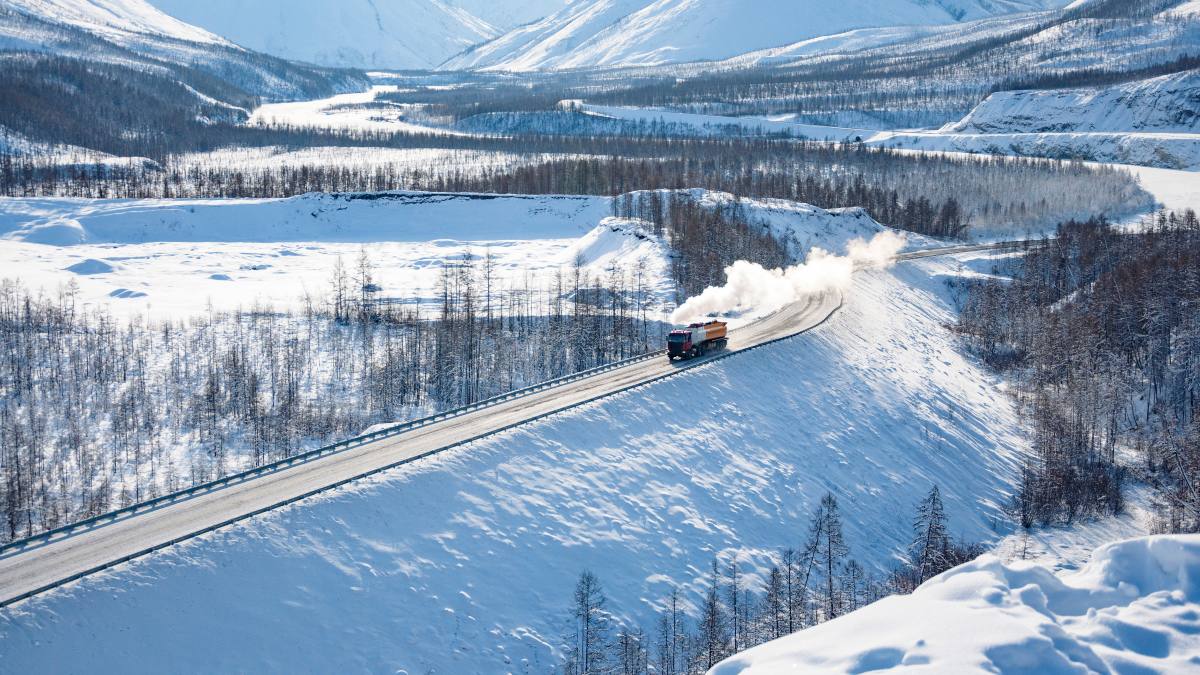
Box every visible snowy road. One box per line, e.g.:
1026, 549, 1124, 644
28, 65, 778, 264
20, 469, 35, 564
0, 244, 1008, 608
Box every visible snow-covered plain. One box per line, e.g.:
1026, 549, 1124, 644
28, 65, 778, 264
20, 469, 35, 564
0, 190, 894, 319
0, 192, 617, 318
0, 250, 1031, 673
248, 86, 462, 135
714, 534, 1200, 674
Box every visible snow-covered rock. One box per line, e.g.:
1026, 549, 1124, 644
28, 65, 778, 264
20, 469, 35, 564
713, 534, 1200, 675
952, 70, 1200, 134
443, 0, 1072, 71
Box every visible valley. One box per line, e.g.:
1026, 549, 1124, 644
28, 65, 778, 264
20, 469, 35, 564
0, 0, 1197, 672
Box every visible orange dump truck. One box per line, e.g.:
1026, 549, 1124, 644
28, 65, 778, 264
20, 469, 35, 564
667, 320, 728, 360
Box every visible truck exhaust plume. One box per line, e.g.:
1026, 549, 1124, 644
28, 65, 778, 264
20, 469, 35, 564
671, 231, 906, 323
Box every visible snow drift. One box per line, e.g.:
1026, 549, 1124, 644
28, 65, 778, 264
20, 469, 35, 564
714, 534, 1200, 674
672, 231, 907, 323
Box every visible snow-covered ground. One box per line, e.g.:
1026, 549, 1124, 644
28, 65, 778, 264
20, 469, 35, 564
0, 192, 618, 318
0, 249, 1030, 672
0, 189, 895, 319
714, 534, 1200, 674
993, 485, 1156, 574
249, 86, 461, 135
951, 70, 1200, 135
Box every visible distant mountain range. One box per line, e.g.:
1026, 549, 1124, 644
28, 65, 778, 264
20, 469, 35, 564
444, 0, 1073, 71
144, 0, 576, 70
122, 0, 1075, 72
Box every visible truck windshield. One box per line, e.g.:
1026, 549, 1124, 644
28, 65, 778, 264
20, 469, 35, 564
668, 334, 688, 343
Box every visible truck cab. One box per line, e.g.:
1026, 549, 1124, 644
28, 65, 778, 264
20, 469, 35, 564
667, 330, 695, 359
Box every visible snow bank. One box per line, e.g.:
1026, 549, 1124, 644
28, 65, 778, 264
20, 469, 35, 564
568, 217, 671, 272
714, 534, 1200, 674
64, 258, 115, 275
0, 252, 1029, 672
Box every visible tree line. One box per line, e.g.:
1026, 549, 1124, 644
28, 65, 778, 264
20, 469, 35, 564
0, 139, 1148, 238
559, 487, 982, 674
956, 209, 1200, 532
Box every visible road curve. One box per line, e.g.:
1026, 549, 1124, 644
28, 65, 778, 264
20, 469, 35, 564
0, 243, 1013, 608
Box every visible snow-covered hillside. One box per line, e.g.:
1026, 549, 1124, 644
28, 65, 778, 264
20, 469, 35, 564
952, 70, 1200, 134
0, 0, 368, 103
2, 0, 226, 44
443, 0, 1071, 71
147, 0, 498, 70
0, 248, 1031, 672
714, 534, 1200, 674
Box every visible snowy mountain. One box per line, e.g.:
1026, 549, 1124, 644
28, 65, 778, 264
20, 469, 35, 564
952, 70, 1200, 134
714, 535, 1200, 674
0, 0, 369, 156
2, 0, 225, 44
146, 0, 573, 70
442, 0, 1074, 71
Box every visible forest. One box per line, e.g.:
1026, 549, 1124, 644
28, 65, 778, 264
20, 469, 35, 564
557, 487, 983, 674
957, 209, 1200, 533
0, 138, 1149, 238
0, 248, 667, 543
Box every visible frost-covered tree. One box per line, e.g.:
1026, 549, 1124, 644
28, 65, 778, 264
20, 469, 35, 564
565, 570, 611, 675
911, 485, 951, 583
805, 492, 849, 621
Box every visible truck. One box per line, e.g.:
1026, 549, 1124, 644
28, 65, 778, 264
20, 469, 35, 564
667, 320, 728, 361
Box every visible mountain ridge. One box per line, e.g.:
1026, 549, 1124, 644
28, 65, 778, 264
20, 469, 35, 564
442, 0, 1075, 71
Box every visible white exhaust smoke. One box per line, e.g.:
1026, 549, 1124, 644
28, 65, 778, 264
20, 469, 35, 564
671, 231, 907, 323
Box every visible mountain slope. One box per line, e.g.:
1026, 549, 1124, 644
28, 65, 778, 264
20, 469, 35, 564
952, 70, 1200, 134
443, 0, 1074, 71
148, 0, 510, 70
446, 0, 577, 31
6, 0, 225, 44
714, 535, 1200, 674
0, 0, 366, 101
